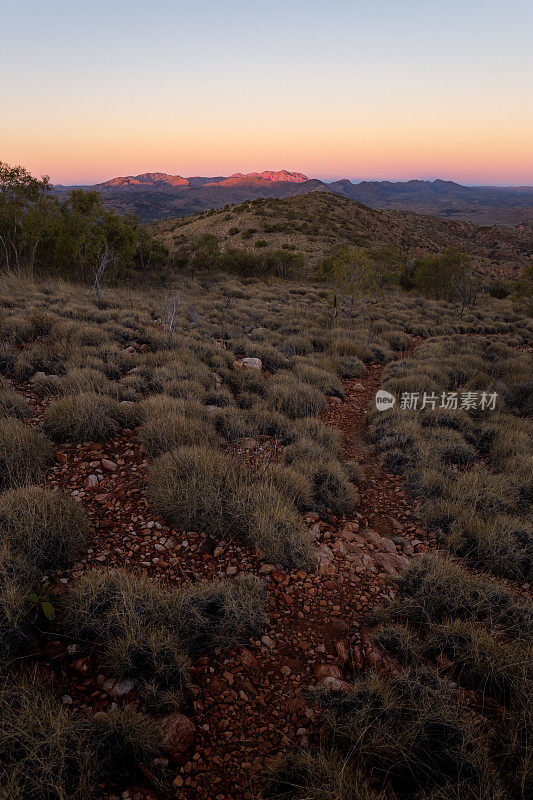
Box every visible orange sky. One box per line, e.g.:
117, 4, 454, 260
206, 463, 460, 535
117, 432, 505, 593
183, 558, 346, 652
2, 0, 532, 186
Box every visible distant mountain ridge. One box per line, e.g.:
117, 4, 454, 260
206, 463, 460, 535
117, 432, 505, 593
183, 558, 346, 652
55, 171, 533, 225
96, 170, 309, 190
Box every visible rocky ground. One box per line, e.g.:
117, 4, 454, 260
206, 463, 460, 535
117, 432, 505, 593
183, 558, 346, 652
12, 351, 434, 800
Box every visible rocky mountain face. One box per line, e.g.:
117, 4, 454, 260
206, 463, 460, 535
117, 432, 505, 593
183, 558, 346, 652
56, 171, 533, 225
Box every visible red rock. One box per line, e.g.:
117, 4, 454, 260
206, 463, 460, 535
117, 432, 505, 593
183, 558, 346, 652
70, 657, 92, 676
318, 676, 351, 692
158, 712, 195, 761
314, 663, 343, 680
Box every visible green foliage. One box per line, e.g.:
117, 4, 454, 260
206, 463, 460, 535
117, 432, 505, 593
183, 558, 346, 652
404, 248, 481, 307
0, 161, 168, 281
184, 234, 304, 277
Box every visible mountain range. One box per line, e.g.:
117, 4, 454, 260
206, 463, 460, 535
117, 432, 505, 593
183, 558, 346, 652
54, 170, 533, 226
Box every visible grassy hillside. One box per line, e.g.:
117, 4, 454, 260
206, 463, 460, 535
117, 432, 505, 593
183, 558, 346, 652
151, 192, 532, 279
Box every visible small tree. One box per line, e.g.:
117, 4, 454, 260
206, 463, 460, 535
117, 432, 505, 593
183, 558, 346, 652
320, 246, 378, 322
92, 243, 114, 307
412, 248, 478, 311
0, 162, 51, 273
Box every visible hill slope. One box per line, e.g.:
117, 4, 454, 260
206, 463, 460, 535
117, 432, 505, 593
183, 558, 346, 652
152, 192, 532, 278
331, 178, 533, 226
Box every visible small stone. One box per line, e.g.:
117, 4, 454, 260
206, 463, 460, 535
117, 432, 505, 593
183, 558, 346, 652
158, 712, 195, 761
101, 458, 118, 471
241, 357, 262, 370
110, 680, 137, 699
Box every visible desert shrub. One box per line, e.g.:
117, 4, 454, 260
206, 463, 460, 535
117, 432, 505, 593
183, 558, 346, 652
0, 389, 29, 419
316, 669, 501, 799
149, 445, 311, 566
264, 750, 383, 800
267, 374, 327, 418
424, 620, 532, 706
0, 677, 162, 799
334, 355, 366, 379
372, 554, 532, 637
0, 486, 89, 573
0, 420, 54, 489
43, 392, 124, 442
138, 412, 214, 457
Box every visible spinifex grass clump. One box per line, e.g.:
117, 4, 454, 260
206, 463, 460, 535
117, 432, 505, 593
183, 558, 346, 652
149, 444, 314, 567
0, 675, 164, 799
65, 570, 266, 710
0, 486, 89, 573
43, 392, 132, 443
0, 419, 54, 490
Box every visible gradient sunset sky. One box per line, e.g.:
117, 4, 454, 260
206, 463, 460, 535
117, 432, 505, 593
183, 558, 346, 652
1, 0, 532, 186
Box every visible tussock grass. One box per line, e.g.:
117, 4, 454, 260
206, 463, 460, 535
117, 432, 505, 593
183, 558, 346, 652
65, 570, 266, 702
315, 669, 503, 800
264, 750, 385, 800
0, 544, 36, 668
149, 445, 313, 567
0, 420, 54, 489
139, 412, 215, 457
43, 392, 125, 442
0, 675, 163, 799
0, 486, 89, 574
0, 389, 29, 419
371, 554, 532, 638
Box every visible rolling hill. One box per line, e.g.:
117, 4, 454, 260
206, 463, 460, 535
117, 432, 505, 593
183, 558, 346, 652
151, 192, 532, 279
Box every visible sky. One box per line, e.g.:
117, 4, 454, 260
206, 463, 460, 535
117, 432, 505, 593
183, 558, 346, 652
1, 0, 532, 186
